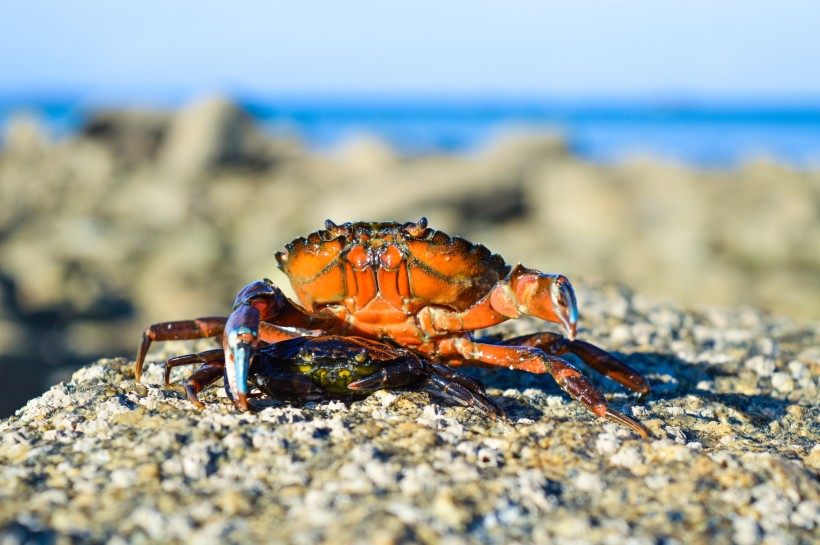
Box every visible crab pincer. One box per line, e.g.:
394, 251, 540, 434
221, 279, 331, 410
223, 305, 259, 411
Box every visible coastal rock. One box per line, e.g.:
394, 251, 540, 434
1, 114, 49, 156
1, 286, 817, 544
159, 96, 276, 177
82, 109, 171, 168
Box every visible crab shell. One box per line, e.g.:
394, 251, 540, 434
275, 219, 511, 313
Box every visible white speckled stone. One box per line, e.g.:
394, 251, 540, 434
1, 288, 818, 545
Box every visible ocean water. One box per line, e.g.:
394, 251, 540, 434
2, 98, 820, 168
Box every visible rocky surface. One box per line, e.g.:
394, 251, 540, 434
1, 285, 817, 545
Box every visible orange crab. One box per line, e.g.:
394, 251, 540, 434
136, 218, 650, 437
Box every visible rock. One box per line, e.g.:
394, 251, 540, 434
159, 96, 274, 177
478, 131, 569, 169
0, 287, 817, 544
82, 109, 171, 167
334, 135, 397, 174
1, 114, 49, 156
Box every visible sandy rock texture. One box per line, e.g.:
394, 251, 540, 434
0, 96, 819, 414
1, 285, 817, 545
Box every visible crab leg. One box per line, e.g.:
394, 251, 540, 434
136, 316, 227, 382
480, 332, 650, 396
254, 373, 317, 399
136, 316, 317, 383
162, 350, 226, 408
427, 363, 506, 419
346, 359, 426, 391
348, 359, 504, 419
428, 362, 488, 393
182, 361, 226, 409
418, 265, 578, 340
164, 349, 224, 386
438, 338, 649, 437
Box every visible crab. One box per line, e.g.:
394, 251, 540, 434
136, 218, 650, 437
159, 335, 504, 418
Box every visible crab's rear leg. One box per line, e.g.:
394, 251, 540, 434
480, 332, 650, 396
348, 358, 504, 419
136, 315, 316, 382
136, 317, 227, 382
426, 363, 505, 419
164, 350, 226, 409
345, 359, 426, 392
439, 338, 649, 437
165, 349, 224, 386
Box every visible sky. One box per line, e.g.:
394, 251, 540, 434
1, 1, 819, 102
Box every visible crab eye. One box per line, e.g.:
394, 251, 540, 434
404, 217, 429, 238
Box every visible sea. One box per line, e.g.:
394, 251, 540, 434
2, 97, 820, 168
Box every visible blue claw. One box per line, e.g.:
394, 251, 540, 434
224, 305, 260, 411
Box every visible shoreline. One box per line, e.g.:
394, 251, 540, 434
4, 95, 820, 168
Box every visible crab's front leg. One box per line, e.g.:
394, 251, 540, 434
437, 337, 649, 438
418, 265, 649, 395
488, 332, 649, 396
223, 279, 333, 410
419, 265, 578, 339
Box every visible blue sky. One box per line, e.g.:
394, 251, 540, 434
1, 1, 819, 101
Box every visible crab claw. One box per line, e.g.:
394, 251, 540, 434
223, 305, 259, 411
550, 275, 578, 341
508, 266, 578, 341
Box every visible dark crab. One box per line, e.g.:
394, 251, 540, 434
136, 218, 650, 437
163, 335, 504, 418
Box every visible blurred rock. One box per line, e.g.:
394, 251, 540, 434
159, 95, 293, 178
480, 130, 569, 170
1, 114, 49, 156
334, 135, 397, 174
82, 109, 170, 168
